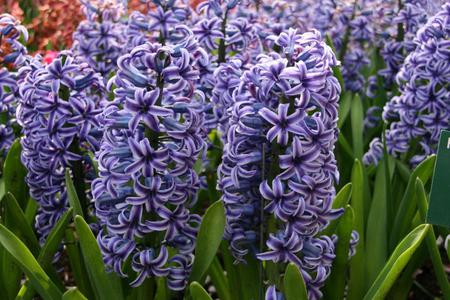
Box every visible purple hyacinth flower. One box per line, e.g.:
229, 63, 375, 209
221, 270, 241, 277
279, 137, 321, 180
257, 231, 303, 267
260, 177, 299, 221
130, 247, 170, 287
125, 89, 172, 131
259, 103, 303, 145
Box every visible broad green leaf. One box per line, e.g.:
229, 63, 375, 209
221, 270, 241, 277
1, 247, 21, 300
237, 255, 261, 300
338, 134, 354, 158
284, 263, 308, 300
220, 242, 241, 300
390, 155, 435, 249
39, 208, 73, 266
322, 183, 352, 236
348, 159, 366, 300
65, 169, 84, 218
63, 288, 88, 300
388, 244, 427, 299
189, 201, 225, 282
2, 193, 34, 299
363, 224, 430, 300
415, 179, 450, 299
395, 160, 411, 184
323, 205, 354, 300
17, 208, 73, 300
351, 94, 364, 159
208, 257, 231, 300
65, 228, 94, 299
0, 224, 62, 300
338, 92, 352, 129
74, 216, 123, 300
333, 183, 353, 209
365, 161, 388, 284
190, 282, 212, 300
3, 193, 40, 256
24, 198, 38, 226
3, 139, 28, 209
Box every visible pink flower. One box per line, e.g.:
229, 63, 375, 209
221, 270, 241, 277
43, 51, 58, 64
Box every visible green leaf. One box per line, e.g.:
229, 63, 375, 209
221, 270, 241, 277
348, 159, 366, 300
1, 247, 21, 300
321, 183, 352, 236
2, 193, 37, 299
284, 263, 308, 300
0, 224, 62, 300
65, 228, 94, 299
190, 282, 212, 300
3, 192, 40, 256
208, 257, 231, 300
63, 288, 88, 300
390, 155, 435, 249
24, 198, 38, 226
351, 94, 364, 159
189, 201, 225, 282
3, 139, 28, 209
415, 179, 450, 299
220, 242, 241, 300
363, 224, 430, 300
17, 209, 73, 300
74, 216, 123, 300
365, 161, 388, 285
395, 160, 411, 184
323, 205, 354, 300
236, 255, 261, 300
387, 245, 427, 300
338, 134, 354, 158
40, 208, 73, 266
65, 169, 84, 218
338, 92, 352, 129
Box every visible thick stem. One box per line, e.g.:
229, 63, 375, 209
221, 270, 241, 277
69, 137, 88, 218
217, 9, 229, 63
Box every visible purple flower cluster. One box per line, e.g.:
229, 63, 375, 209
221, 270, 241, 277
17, 52, 104, 240
92, 41, 207, 290
0, 68, 17, 155
126, 0, 193, 50
73, 0, 127, 79
0, 14, 28, 155
364, 3, 450, 166
378, 1, 428, 87
265, 285, 284, 300
0, 13, 28, 66
218, 28, 344, 299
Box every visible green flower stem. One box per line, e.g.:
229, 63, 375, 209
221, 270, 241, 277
68, 137, 88, 218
